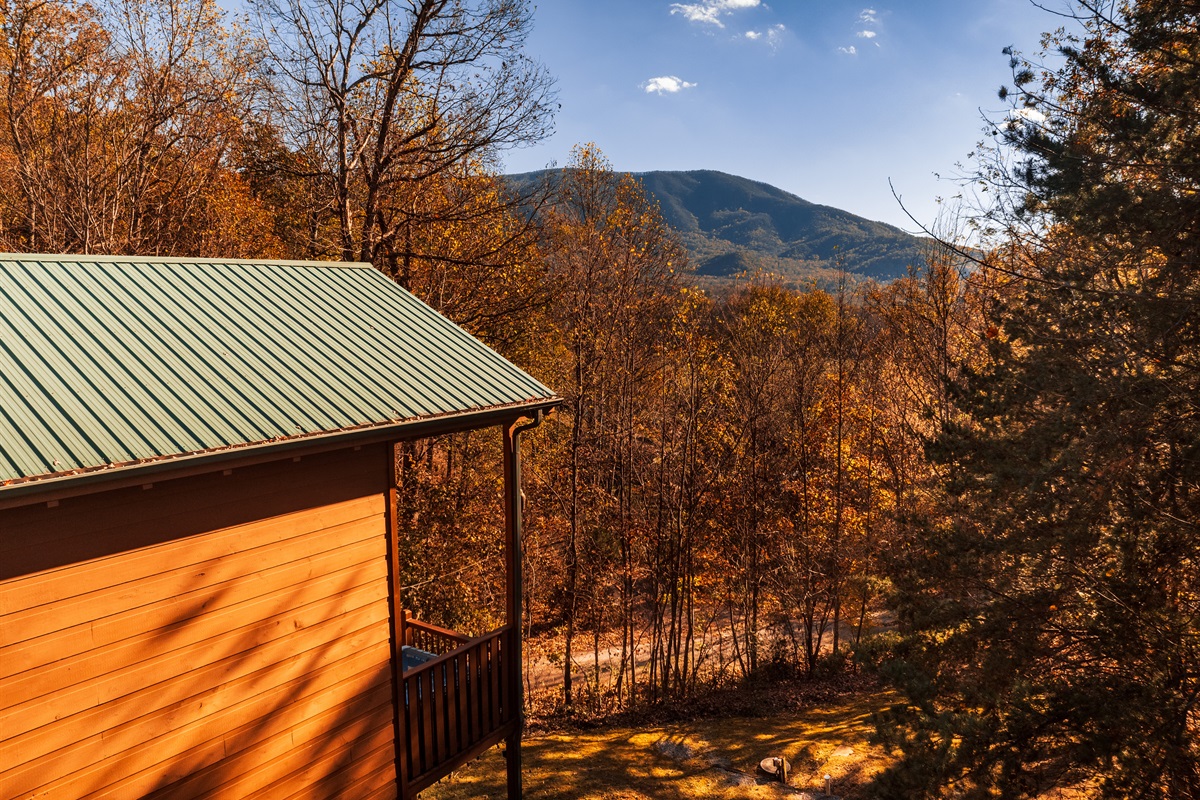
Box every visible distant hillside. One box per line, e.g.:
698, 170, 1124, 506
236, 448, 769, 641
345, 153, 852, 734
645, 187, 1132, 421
507, 169, 930, 285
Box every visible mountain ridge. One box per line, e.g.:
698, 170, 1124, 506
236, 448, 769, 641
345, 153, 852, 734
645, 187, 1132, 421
507, 168, 929, 284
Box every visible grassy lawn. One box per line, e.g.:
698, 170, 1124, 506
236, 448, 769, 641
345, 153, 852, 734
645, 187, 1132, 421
425, 685, 895, 799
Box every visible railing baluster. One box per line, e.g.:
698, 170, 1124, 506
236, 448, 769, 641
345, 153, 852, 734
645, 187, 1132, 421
448, 654, 463, 753
483, 636, 495, 731
499, 628, 509, 722
437, 659, 451, 762
422, 668, 438, 770
413, 672, 428, 777
457, 647, 471, 747
434, 662, 448, 767
403, 673, 416, 779
470, 641, 481, 742
490, 635, 502, 728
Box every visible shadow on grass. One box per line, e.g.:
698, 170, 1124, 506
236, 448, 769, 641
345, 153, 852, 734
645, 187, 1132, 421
426, 688, 895, 800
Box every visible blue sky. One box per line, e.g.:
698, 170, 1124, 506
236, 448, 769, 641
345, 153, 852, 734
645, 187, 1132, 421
502, 0, 1066, 231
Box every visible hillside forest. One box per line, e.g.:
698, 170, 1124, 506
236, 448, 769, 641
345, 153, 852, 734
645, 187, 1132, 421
3, 0, 1199, 796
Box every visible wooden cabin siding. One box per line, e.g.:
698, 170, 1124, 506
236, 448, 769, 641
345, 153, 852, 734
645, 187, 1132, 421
0, 446, 399, 800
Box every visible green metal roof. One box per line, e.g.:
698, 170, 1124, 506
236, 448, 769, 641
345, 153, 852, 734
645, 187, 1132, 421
0, 254, 557, 489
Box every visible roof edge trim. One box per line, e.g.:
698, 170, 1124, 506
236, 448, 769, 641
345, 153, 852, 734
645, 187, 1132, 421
0, 397, 561, 511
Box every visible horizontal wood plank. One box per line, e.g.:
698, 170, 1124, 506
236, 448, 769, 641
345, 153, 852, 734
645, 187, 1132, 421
363, 781, 402, 800
5, 642, 392, 799
0, 572, 389, 744
242, 721, 398, 800
272, 743, 399, 800
0, 444, 386, 580
142, 695, 395, 799
0, 492, 383, 617
0, 514, 384, 673
1, 556, 388, 715
2, 589, 391, 775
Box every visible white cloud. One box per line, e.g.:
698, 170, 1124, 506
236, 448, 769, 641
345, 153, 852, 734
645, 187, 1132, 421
643, 75, 698, 94
1010, 107, 1046, 124
838, 45, 858, 55
845, 8, 880, 51
745, 23, 785, 46
670, 0, 760, 28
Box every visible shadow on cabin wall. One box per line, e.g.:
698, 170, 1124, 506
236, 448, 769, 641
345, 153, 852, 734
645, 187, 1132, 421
0, 445, 400, 799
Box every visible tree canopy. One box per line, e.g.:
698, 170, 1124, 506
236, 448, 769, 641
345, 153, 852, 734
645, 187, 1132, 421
873, 2, 1200, 796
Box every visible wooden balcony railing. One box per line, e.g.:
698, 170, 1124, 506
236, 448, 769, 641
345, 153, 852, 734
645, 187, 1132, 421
403, 613, 471, 654
399, 622, 518, 797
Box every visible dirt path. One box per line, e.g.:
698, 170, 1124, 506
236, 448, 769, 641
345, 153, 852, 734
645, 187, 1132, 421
523, 616, 883, 695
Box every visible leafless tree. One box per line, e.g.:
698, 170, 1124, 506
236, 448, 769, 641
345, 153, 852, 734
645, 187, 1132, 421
253, 0, 555, 272
0, 0, 260, 254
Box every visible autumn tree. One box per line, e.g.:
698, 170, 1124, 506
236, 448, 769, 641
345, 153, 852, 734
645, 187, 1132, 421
769, 282, 864, 676
382, 169, 553, 348
867, 234, 984, 619
711, 282, 797, 675
253, 0, 555, 273
531, 143, 684, 710
643, 286, 728, 700
874, 2, 1200, 796
393, 432, 510, 636
0, 0, 270, 255
822, 274, 872, 661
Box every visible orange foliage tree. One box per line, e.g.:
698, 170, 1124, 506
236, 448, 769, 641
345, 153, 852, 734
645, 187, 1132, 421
0, 0, 275, 255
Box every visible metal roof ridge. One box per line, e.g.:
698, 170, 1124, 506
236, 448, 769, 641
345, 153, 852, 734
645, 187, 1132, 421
0, 253, 374, 269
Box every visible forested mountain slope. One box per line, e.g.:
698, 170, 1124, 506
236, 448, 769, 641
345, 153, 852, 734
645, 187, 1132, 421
509, 169, 929, 283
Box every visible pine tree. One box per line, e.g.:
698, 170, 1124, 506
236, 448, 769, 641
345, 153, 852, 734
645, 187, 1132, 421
874, 3, 1200, 797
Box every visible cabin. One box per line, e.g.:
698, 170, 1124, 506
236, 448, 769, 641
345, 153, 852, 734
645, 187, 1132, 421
0, 255, 560, 799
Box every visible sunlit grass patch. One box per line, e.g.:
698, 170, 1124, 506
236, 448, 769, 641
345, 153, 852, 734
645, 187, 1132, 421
425, 686, 896, 799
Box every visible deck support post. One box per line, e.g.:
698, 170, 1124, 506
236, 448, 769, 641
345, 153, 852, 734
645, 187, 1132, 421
503, 410, 545, 798
502, 421, 524, 799
385, 443, 411, 799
